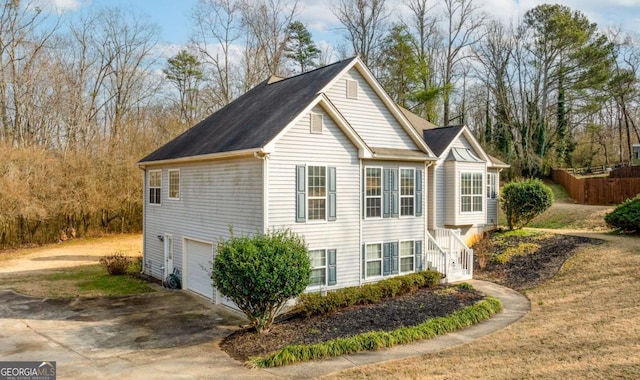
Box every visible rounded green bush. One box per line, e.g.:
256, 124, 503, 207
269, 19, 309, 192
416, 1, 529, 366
605, 195, 640, 232
501, 178, 554, 230
212, 229, 311, 333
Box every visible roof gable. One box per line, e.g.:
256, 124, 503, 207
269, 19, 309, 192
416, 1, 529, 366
140, 58, 357, 163
422, 126, 465, 157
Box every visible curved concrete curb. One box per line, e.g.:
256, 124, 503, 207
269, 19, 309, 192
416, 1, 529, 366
259, 280, 530, 379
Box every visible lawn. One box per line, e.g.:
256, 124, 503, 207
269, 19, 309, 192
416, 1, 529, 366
329, 231, 640, 379
0, 264, 155, 298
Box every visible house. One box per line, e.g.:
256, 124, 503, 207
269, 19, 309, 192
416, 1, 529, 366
633, 144, 640, 166
138, 57, 505, 306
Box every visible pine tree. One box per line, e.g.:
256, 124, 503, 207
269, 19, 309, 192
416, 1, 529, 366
284, 21, 320, 74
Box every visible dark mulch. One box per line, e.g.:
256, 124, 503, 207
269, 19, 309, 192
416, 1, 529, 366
221, 231, 603, 362
474, 232, 603, 290
221, 286, 483, 362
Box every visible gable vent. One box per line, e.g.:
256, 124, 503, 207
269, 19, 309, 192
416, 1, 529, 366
346, 79, 358, 99
310, 113, 323, 134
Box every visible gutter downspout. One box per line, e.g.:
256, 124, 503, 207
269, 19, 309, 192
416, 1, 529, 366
140, 167, 147, 274
359, 158, 363, 286
254, 151, 269, 233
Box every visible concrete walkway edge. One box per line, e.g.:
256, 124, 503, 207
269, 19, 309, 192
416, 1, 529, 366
260, 280, 530, 379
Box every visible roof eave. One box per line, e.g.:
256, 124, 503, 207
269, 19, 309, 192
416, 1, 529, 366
137, 148, 263, 168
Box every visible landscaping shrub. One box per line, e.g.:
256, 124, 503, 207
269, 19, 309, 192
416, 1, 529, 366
99, 252, 131, 275
605, 194, 640, 233
212, 229, 311, 334
471, 235, 494, 270
297, 270, 442, 317
501, 178, 554, 229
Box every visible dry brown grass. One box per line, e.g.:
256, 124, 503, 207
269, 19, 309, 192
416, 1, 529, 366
0, 234, 142, 296
328, 232, 640, 379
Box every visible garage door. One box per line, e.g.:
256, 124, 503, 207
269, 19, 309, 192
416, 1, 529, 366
184, 239, 214, 300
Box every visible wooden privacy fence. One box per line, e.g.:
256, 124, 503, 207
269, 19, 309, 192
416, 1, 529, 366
609, 166, 640, 178
551, 169, 640, 205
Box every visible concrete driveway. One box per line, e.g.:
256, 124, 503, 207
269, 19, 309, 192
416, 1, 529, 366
0, 288, 274, 379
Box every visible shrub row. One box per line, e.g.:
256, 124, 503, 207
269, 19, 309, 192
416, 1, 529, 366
297, 270, 442, 317
249, 296, 503, 368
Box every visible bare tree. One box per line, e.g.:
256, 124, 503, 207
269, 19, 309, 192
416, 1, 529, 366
239, 0, 299, 76
332, 0, 388, 68
441, 0, 485, 125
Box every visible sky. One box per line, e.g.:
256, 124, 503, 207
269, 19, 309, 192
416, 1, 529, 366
44, 0, 640, 59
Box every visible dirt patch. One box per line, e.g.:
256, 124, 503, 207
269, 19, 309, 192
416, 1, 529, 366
474, 232, 602, 290
221, 285, 483, 362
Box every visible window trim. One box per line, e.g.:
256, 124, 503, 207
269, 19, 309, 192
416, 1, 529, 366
365, 166, 383, 219
149, 169, 162, 205
307, 165, 328, 222
365, 242, 383, 279
168, 169, 180, 200
487, 172, 497, 200
460, 171, 483, 213
399, 240, 415, 274
399, 167, 415, 217
308, 249, 327, 287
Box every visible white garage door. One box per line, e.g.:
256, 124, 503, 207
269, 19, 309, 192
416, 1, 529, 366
184, 239, 214, 300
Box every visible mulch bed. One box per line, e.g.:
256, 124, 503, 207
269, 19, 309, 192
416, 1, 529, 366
221, 232, 602, 362
474, 232, 603, 290
221, 286, 483, 362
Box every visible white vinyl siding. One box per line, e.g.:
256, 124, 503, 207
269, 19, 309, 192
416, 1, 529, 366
149, 170, 161, 205
168, 169, 180, 200
269, 106, 361, 288
143, 157, 263, 282
325, 68, 417, 150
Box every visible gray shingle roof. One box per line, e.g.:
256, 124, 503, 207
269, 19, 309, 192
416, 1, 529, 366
422, 125, 464, 157
140, 57, 356, 163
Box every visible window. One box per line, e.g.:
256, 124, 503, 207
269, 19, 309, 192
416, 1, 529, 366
365, 168, 382, 218
168, 169, 180, 199
400, 168, 415, 216
308, 166, 327, 221
461, 172, 483, 212
309, 249, 327, 286
346, 79, 358, 99
487, 172, 497, 199
310, 113, 323, 134
400, 241, 415, 273
296, 166, 336, 223
149, 170, 161, 204
366, 243, 382, 277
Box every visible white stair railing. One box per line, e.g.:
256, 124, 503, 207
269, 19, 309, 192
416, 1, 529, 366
430, 228, 474, 281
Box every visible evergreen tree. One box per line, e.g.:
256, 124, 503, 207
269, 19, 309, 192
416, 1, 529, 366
164, 50, 203, 123
284, 21, 320, 73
